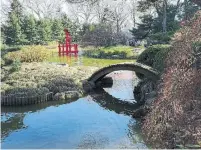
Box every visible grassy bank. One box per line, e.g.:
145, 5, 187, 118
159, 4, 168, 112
82, 45, 143, 59
1, 62, 98, 97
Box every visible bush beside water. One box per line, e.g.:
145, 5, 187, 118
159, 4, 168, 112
5, 45, 51, 63
1, 62, 98, 97
83, 45, 140, 59
137, 44, 171, 74
142, 11, 201, 148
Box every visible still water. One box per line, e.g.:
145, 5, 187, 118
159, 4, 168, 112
1, 55, 146, 149
48, 52, 135, 67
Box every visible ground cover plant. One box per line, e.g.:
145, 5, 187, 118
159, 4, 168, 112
1, 62, 98, 97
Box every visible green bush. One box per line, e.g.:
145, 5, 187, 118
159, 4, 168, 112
148, 32, 175, 45
1, 59, 5, 67
5, 45, 51, 63
1, 45, 22, 58
153, 47, 171, 72
1, 45, 22, 52
10, 60, 21, 72
83, 45, 138, 59
136, 44, 171, 78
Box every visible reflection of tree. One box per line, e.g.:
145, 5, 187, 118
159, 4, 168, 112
1, 113, 25, 140
1, 99, 78, 140
1, 98, 77, 113
127, 119, 145, 145
89, 88, 140, 116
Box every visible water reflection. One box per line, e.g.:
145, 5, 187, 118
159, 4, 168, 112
1, 113, 26, 140
89, 88, 140, 116
1, 100, 76, 141
50, 52, 82, 66
1, 71, 146, 149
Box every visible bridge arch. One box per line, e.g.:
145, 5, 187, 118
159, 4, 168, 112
83, 62, 159, 92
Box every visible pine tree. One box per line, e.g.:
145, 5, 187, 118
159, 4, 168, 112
37, 19, 52, 44
130, 15, 154, 40
5, 0, 25, 45
61, 14, 81, 42
22, 15, 38, 44
51, 19, 64, 42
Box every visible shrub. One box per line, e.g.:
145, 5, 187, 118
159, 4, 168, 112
5, 45, 51, 63
137, 45, 171, 69
153, 47, 171, 73
4, 87, 50, 97
142, 11, 201, 148
1, 45, 22, 58
136, 44, 171, 78
10, 60, 21, 72
148, 32, 174, 45
0, 45, 22, 52
1, 59, 5, 67
83, 45, 138, 59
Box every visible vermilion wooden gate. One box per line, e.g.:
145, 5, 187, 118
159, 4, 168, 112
58, 29, 78, 55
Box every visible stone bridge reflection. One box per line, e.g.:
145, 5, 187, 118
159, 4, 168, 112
88, 88, 140, 116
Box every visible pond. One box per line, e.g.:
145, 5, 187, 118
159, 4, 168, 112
48, 52, 135, 67
1, 70, 147, 149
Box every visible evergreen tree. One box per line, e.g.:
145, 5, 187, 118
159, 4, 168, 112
37, 19, 52, 44
22, 15, 38, 44
5, 0, 25, 45
10, 0, 24, 24
183, 0, 200, 21
61, 14, 81, 42
130, 0, 182, 41
51, 19, 64, 42
130, 15, 154, 40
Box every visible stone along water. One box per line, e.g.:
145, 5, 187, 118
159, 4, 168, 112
1, 54, 147, 148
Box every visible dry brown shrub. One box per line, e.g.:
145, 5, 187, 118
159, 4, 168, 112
142, 11, 201, 148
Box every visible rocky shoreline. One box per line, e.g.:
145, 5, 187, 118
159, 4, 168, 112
132, 78, 157, 118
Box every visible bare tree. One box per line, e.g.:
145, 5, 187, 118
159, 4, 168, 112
112, 1, 129, 33
66, 0, 100, 4
129, 0, 137, 27
23, 0, 64, 19
1, 0, 12, 23
68, 1, 97, 24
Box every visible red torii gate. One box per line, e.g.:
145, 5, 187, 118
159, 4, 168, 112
58, 29, 78, 55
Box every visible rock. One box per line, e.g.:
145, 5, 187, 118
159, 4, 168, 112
145, 91, 157, 100
133, 79, 156, 104
82, 80, 95, 93
53, 92, 65, 101
132, 106, 150, 118
145, 98, 155, 106
65, 91, 80, 99
53, 91, 80, 101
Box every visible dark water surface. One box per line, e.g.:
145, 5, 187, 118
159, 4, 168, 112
1, 71, 147, 149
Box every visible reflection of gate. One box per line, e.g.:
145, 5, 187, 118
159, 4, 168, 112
58, 29, 78, 55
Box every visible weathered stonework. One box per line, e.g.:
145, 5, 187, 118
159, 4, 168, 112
83, 62, 159, 92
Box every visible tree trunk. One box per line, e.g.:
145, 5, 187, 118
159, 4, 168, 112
162, 0, 167, 34
184, 0, 188, 20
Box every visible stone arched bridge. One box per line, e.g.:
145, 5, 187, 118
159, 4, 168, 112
83, 62, 159, 92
